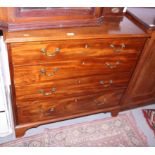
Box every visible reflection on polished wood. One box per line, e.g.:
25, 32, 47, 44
2, 8, 153, 137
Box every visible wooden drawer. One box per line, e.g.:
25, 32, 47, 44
13, 53, 139, 86
16, 89, 125, 124
15, 72, 130, 107
10, 38, 146, 65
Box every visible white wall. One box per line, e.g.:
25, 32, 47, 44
0, 36, 13, 137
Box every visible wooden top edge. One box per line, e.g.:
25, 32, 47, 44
4, 34, 149, 43
127, 8, 155, 31
4, 16, 149, 43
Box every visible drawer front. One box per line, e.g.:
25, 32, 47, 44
10, 38, 146, 65
14, 53, 138, 86
16, 89, 125, 124
15, 72, 130, 107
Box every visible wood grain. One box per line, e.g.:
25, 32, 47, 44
120, 8, 155, 110
0, 7, 104, 31
15, 104, 120, 137
10, 38, 146, 66
4, 16, 149, 43
121, 32, 155, 109
16, 89, 125, 124
15, 72, 130, 107
3, 9, 149, 137
13, 53, 140, 86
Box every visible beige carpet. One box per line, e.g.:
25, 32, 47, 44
0, 112, 148, 147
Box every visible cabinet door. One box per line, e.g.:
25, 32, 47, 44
121, 34, 155, 109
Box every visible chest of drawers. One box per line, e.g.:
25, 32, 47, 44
4, 15, 149, 137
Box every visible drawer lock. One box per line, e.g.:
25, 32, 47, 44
39, 67, 59, 76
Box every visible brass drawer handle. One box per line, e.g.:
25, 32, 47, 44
99, 80, 113, 87
39, 67, 59, 76
99, 80, 104, 85
40, 47, 61, 57
110, 43, 125, 52
40, 108, 55, 113
38, 87, 56, 96
96, 102, 105, 106
105, 61, 120, 69
94, 98, 106, 106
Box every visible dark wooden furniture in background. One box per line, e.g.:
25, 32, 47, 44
0, 7, 124, 31
120, 8, 155, 110
1, 7, 154, 137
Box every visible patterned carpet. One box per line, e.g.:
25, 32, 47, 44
0, 112, 148, 147
143, 109, 155, 135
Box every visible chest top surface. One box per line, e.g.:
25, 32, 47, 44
4, 16, 148, 43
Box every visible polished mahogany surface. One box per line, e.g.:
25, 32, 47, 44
4, 16, 148, 43
3, 10, 149, 137
0, 7, 125, 31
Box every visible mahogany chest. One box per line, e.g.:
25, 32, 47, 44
1, 8, 150, 137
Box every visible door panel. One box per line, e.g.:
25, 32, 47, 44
121, 35, 155, 109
